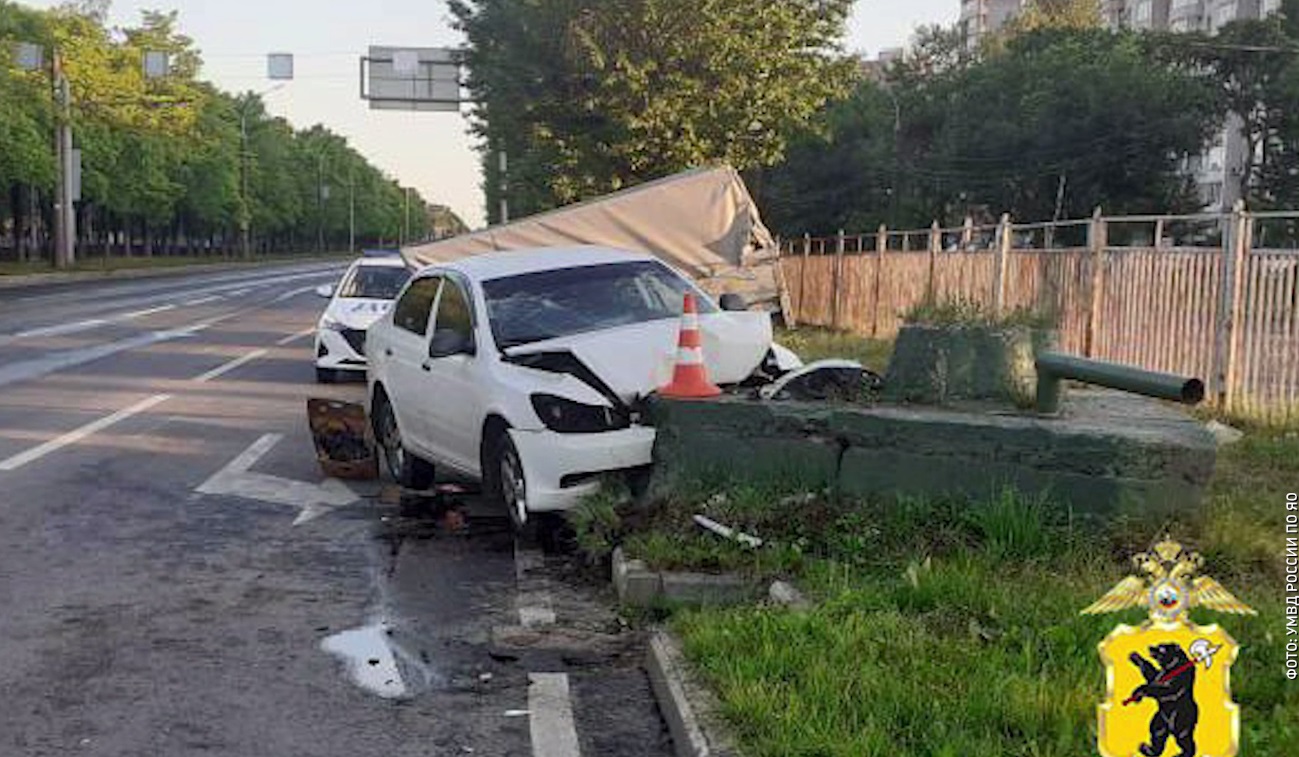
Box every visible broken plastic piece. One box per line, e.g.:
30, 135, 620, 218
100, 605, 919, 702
693, 514, 763, 548
758, 359, 883, 403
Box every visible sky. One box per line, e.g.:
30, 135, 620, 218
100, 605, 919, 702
22, 0, 954, 229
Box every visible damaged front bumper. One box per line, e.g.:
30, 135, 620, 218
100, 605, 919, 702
508, 425, 657, 511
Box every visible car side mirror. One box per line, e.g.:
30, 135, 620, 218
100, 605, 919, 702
719, 293, 747, 312
315, 284, 334, 299
428, 328, 475, 359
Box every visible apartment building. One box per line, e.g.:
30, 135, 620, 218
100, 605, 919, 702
958, 0, 1284, 211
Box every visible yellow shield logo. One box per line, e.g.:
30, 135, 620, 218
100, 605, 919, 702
1083, 538, 1255, 757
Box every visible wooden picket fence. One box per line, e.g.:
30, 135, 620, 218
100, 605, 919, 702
779, 207, 1299, 423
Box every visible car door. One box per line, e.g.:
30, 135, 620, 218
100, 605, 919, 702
383, 275, 442, 456
419, 274, 485, 475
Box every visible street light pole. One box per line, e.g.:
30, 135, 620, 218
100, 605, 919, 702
316, 150, 326, 254
349, 165, 356, 254
402, 186, 410, 247
52, 51, 76, 268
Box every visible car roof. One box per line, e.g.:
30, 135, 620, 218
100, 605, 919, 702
415, 245, 661, 281
350, 255, 410, 269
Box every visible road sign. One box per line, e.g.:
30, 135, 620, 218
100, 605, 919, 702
267, 53, 294, 80
360, 46, 462, 112
14, 42, 42, 71
143, 50, 169, 79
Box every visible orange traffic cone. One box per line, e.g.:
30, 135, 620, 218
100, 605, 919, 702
658, 293, 722, 399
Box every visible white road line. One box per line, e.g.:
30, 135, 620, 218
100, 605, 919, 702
195, 434, 357, 522
193, 348, 268, 383
182, 295, 223, 307
11, 319, 109, 340
0, 324, 205, 389
276, 327, 316, 346
226, 288, 252, 297
272, 285, 321, 303
515, 543, 556, 627
122, 304, 176, 320
528, 673, 582, 757
0, 394, 172, 472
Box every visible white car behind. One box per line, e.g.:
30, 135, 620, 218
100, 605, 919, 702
314, 254, 412, 383
366, 246, 788, 529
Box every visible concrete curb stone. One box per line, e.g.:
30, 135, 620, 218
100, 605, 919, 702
647, 630, 739, 757
612, 547, 759, 607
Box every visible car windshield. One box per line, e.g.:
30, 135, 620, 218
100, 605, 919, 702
482, 260, 715, 349
336, 266, 411, 300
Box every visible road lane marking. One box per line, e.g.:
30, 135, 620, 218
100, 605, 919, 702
272, 285, 322, 303
0, 324, 206, 389
528, 673, 582, 757
276, 327, 316, 346
196, 433, 357, 523
193, 348, 269, 383
226, 288, 252, 297
0, 394, 172, 472
122, 304, 176, 320
182, 295, 223, 306
514, 543, 557, 627
11, 319, 109, 340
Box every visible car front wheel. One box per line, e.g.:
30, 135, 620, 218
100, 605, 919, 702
485, 429, 528, 530
374, 394, 435, 490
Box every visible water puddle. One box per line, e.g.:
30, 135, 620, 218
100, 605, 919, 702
320, 620, 439, 699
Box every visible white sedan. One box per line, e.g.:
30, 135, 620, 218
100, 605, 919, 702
314, 254, 412, 383
365, 246, 791, 528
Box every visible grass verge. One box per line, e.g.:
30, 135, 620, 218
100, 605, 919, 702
775, 327, 893, 371
611, 431, 1299, 756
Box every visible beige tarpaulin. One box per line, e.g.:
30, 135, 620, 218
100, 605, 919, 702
401, 165, 788, 310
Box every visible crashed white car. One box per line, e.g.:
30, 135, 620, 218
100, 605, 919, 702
366, 246, 795, 527
314, 254, 412, 383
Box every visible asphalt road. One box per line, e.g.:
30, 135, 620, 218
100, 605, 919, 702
0, 263, 672, 757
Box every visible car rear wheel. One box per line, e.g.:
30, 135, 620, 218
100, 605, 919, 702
485, 429, 528, 530
374, 395, 435, 490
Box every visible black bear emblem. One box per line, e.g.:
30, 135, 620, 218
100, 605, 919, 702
1128, 643, 1199, 757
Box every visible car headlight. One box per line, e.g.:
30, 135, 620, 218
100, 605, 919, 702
530, 394, 629, 434
319, 316, 347, 331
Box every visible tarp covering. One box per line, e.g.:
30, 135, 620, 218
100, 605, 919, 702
401, 165, 785, 309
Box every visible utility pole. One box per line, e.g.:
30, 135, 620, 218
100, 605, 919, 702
239, 107, 251, 259
498, 150, 509, 224
402, 186, 411, 247
52, 51, 76, 268
348, 165, 356, 254
316, 150, 327, 254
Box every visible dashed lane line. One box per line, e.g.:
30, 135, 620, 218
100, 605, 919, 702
122, 304, 176, 320
276, 327, 316, 346
515, 543, 557, 627
0, 394, 172, 472
193, 348, 269, 383
528, 673, 582, 757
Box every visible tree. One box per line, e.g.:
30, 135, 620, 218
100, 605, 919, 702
760, 27, 1220, 233
450, 0, 857, 221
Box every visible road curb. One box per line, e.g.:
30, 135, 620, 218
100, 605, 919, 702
646, 630, 738, 757
0, 256, 349, 290
612, 546, 760, 608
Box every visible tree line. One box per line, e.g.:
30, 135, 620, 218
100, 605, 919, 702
451, 0, 1299, 237
0, 1, 458, 265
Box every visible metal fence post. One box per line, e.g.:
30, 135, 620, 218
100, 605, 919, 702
961, 216, 974, 250
1218, 201, 1251, 408
872, 224, 887, 338
797, 232, 811, 324
1085, 207, 1107, 358
992, 213, 1011, 314
832, 229, 845, 330
927, 220, 940, 301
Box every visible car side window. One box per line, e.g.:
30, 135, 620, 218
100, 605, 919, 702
392, 277, 441, 336
433, 279, 474, 342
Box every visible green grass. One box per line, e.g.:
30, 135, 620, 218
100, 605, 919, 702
775, 327, 893, 371
0, 251, 354, 277
903, 296, 1056, 331
656, 430, 1299, 756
